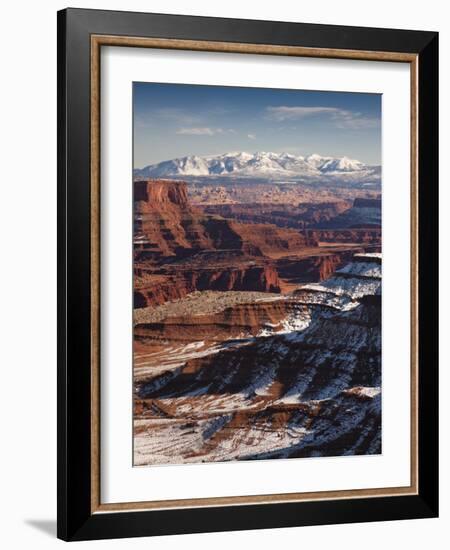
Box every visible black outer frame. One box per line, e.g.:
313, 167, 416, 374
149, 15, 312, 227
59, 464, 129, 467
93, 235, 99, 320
57, 8, 438, 541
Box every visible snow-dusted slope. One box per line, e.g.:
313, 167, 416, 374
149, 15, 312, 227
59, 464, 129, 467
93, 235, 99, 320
134, 254, 382, 465
134, 151, 380, 183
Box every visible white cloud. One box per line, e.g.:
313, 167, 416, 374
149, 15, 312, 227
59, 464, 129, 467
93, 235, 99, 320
266, 106, 379, 129
176, 127, 223, 136
135, 108, 200, 128
176, 127, 238, 136
267, 106, 339, 120
247, 133, 256, 139
333, 114, 379, 130
154, 108, 199, 125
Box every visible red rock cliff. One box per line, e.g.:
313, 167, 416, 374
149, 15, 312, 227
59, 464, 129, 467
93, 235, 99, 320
134, 179, 308, 257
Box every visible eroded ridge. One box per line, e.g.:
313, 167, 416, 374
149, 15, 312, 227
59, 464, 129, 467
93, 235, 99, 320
134, 251, 381, 465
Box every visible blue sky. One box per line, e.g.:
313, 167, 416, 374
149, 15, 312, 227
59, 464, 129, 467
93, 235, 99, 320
133, 82, 381, 168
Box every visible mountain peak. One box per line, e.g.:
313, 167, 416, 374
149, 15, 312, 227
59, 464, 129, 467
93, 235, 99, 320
134, 151, 379, 183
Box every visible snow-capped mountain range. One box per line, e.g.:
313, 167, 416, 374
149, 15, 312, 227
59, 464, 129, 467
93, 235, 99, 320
134, 151, 381, 184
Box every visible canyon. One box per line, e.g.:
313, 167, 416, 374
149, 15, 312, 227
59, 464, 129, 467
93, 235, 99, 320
134, 179, 380, 308
133, 177, 382, 465
134, 254, 382, 464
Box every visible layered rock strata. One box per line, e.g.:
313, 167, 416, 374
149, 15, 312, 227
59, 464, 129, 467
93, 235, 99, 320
134, 254, 382, 465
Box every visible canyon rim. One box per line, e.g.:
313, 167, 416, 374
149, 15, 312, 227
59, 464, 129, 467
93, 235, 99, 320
132, 82, 382, 466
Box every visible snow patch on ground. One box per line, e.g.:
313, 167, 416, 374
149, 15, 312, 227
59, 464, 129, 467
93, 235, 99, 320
336, 261, 381, 278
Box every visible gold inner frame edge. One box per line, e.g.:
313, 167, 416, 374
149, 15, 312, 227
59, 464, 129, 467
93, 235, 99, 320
90, 34, 419, 514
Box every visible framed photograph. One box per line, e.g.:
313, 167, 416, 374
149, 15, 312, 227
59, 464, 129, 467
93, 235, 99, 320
57, 8, 438, 541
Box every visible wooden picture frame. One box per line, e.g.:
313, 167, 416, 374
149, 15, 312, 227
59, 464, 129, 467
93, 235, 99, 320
57, 8, 438, 541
